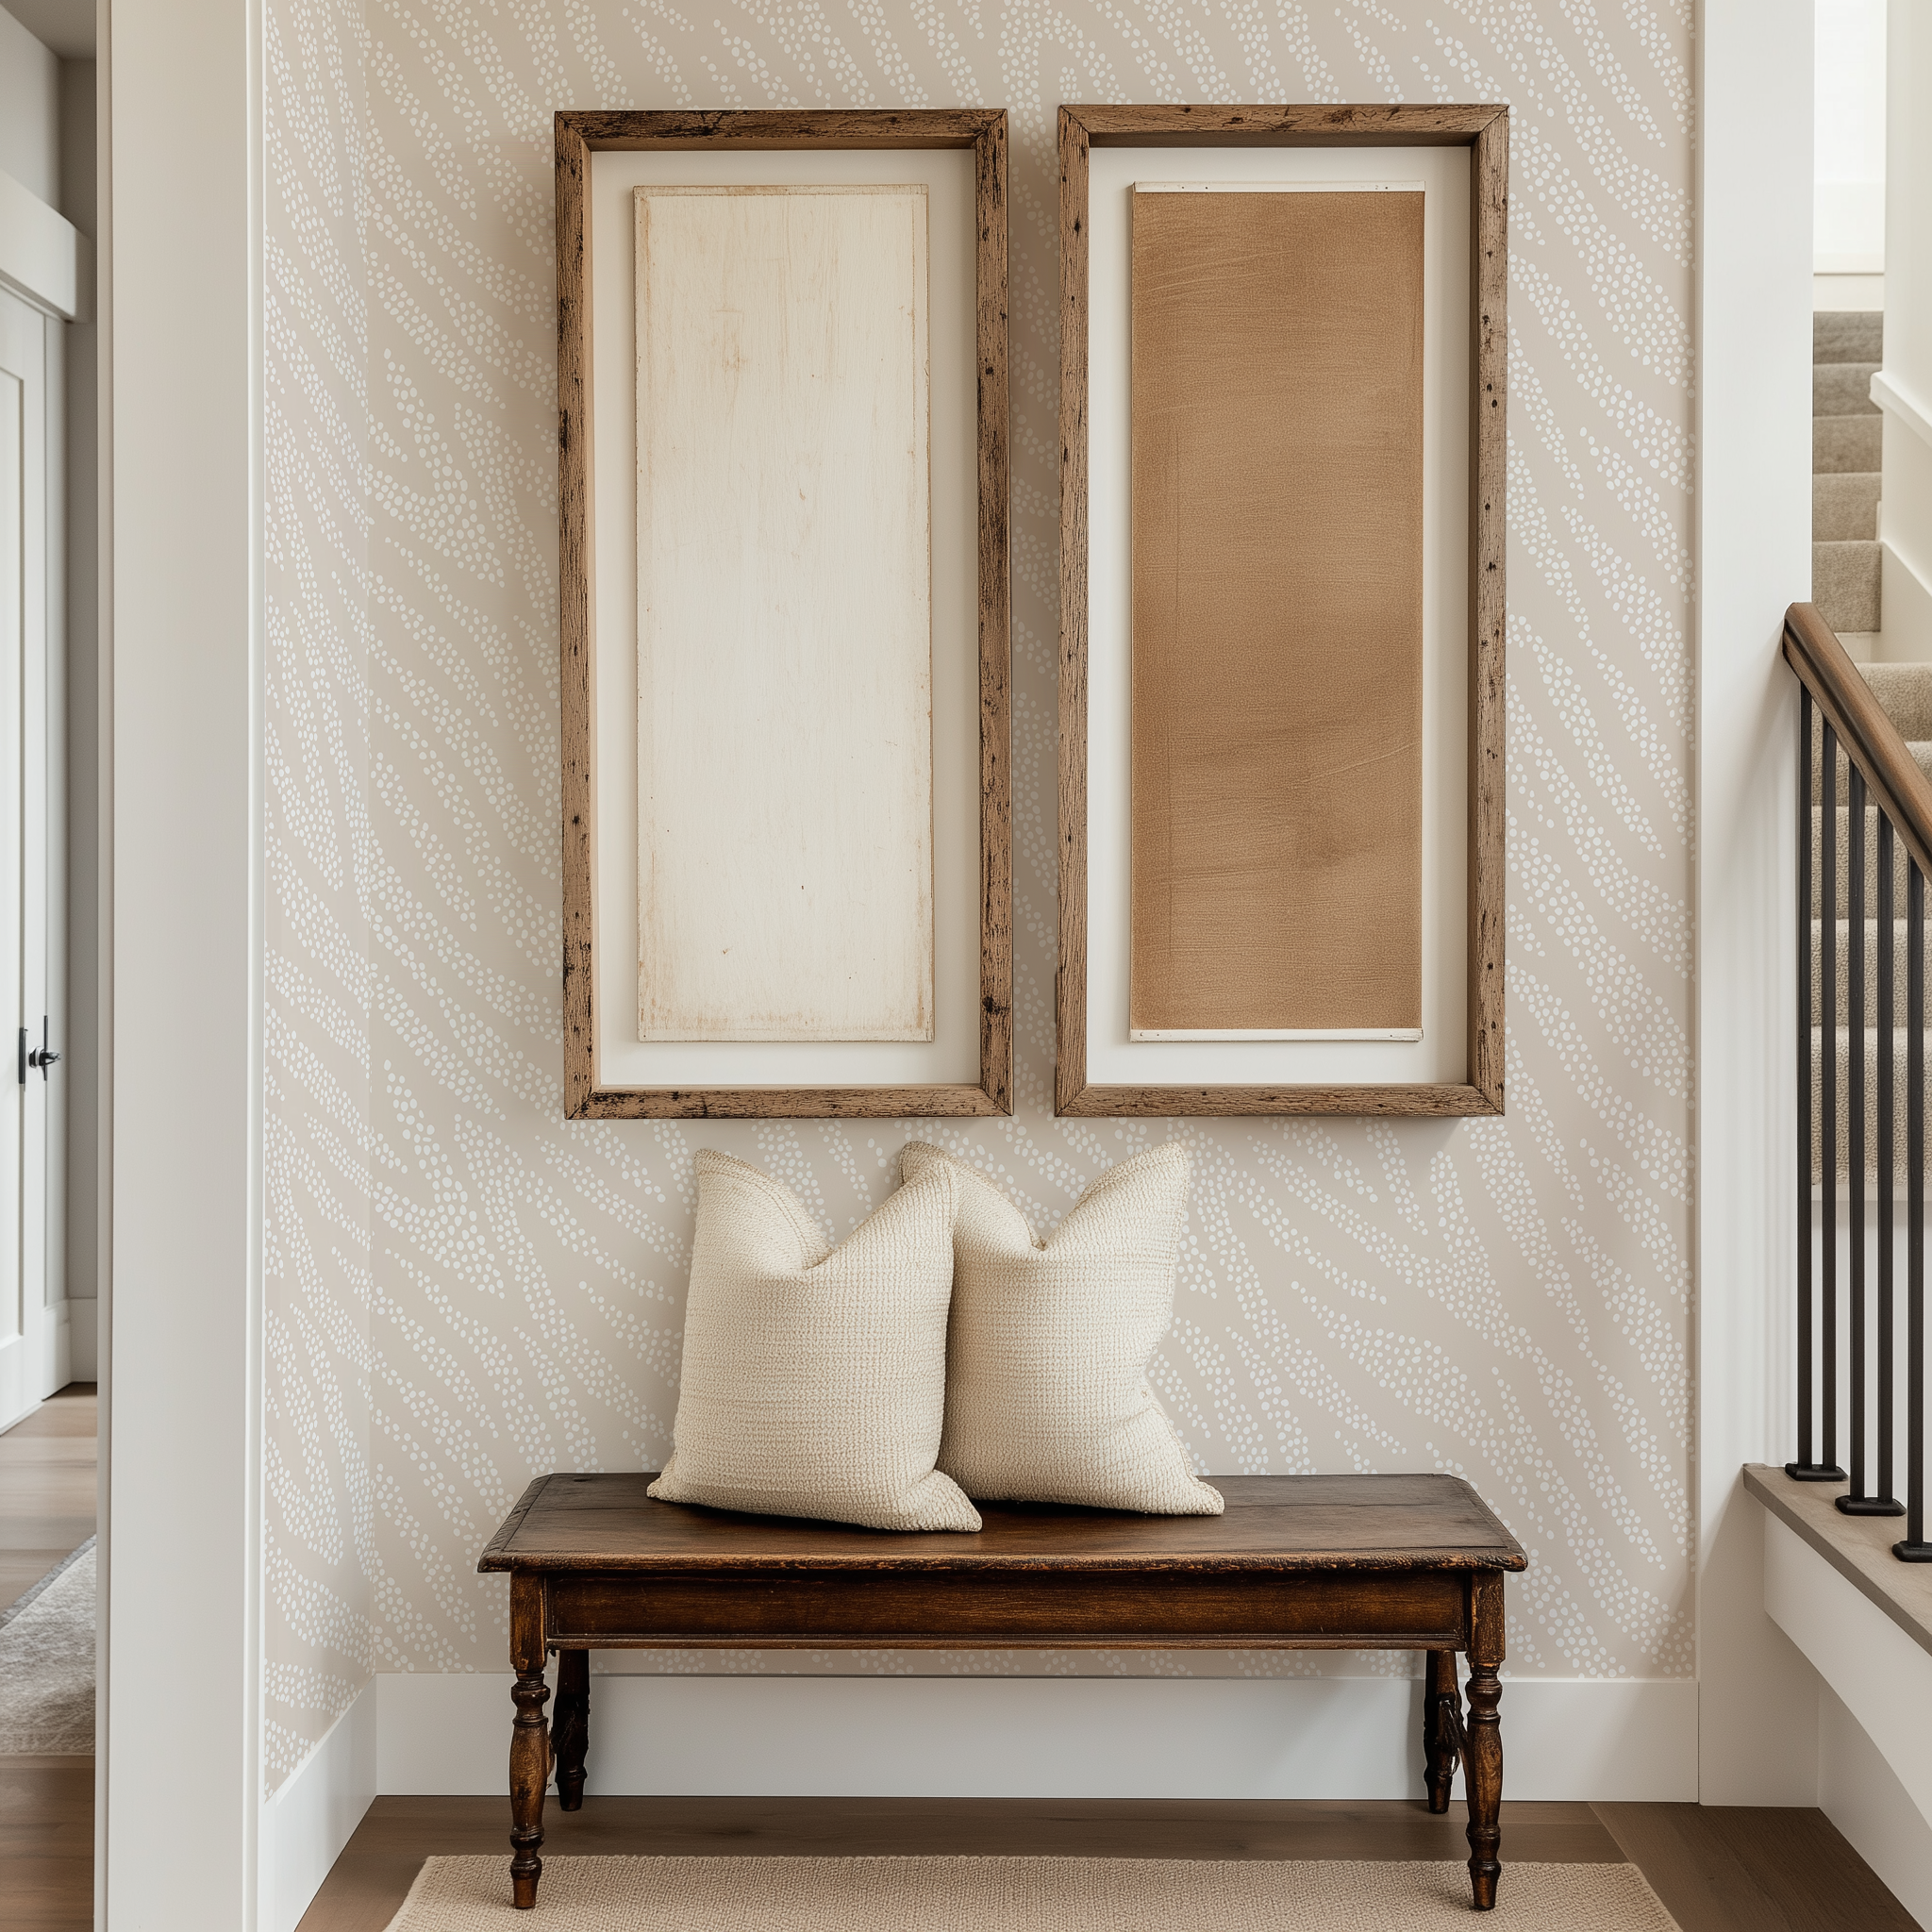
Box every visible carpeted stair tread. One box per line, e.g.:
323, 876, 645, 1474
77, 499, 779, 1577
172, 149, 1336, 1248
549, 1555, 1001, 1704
1815, 540, 1882, 634
1816, 414, 1883, 474
1857, 662, 1932, 738
1811, 919, 1932, 1025
1815, 361, 1880, 417
1816, 310, 1883, 364
1810, 808, 1906, 917
1809, 1029, 1932, 1183
1815, 472, 1881, 541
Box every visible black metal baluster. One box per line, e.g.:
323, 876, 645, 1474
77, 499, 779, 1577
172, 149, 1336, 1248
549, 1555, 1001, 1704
1841, 767, 1870, 1504
1791, 691, 1830, 1478
1899, 858, 1931, 1559
1840, 775, 1896, 1511
1823, 724, 1844, 1478
1893, 858, 1924, 1553
1870, 809, 1904, 1514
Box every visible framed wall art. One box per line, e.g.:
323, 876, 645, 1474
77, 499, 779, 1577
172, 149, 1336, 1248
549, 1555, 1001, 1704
556, 109, 1011, 1119
1056, 103, 1507, 1118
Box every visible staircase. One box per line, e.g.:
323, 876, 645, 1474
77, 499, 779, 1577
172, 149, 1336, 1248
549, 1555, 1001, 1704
1814, 311, 1884, 645
1811, 660, 1932, 1181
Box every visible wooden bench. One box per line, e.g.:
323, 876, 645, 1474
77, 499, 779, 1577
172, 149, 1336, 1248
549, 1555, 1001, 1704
478, 1471, 1527, 1912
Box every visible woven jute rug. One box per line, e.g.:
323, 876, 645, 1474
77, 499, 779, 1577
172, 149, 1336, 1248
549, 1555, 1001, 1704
384, 1856, 1682, 1930
0, 1540, 94, 1754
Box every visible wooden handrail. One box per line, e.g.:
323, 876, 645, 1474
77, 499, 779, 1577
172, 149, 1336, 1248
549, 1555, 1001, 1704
1783, 601, 1932, 890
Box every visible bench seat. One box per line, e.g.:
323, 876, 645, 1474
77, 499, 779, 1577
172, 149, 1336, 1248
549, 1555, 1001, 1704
478, 1471, 1526, 1912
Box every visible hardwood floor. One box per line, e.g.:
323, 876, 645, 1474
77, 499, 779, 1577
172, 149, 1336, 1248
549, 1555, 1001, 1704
1, 1385, 97, 1932
0, 1385, 97, 1613
295, 1795, 1917, 1932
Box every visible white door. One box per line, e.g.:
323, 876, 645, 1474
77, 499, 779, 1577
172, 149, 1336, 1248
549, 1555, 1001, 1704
0, 282, 62, 1431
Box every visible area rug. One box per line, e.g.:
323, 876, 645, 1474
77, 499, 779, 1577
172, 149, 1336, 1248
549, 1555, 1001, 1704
0, 1539, 94, 1753
384, 1856, 1682, 1930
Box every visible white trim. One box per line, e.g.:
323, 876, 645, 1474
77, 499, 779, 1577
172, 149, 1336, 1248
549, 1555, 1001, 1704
1762, 1511, 1932, 1829
1693, 0, 1824, 1805
69, 1295, 95, 1380
1874, 370, 1932, 455
264, 1683, 376, 1932
374, 1672, 1697, 1803
104, 0, 265, 1926
0, 165, 80, 321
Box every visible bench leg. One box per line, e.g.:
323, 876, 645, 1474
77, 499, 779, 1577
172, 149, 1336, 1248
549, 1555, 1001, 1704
1463, 1662, 1503, 1909
509, 1664, 551, 1907
1424, 1649, 1461, 1814
554, 1649, 591, 1811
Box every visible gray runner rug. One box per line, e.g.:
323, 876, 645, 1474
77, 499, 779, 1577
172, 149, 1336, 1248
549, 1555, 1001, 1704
384, 1855, 1682, 1930
0, 1538, 95, 1753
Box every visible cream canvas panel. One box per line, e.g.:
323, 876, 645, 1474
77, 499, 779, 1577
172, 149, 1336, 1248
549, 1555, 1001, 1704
634, 185, 934, 1041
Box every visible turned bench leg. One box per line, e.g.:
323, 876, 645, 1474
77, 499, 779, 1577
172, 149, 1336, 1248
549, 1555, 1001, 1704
509, 1576, 550, 1909
1424, 1648, 1461, 1814
1464, 1571, 1506, 1910
554, 1649, 591, 1810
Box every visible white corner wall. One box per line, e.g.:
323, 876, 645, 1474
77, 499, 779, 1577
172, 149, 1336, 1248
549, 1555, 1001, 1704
103, 0, 266, 1927
1694, 0, 1825, 1807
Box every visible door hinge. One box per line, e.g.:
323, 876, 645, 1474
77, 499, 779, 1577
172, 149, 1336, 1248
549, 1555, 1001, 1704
21, 1017, 58, 1082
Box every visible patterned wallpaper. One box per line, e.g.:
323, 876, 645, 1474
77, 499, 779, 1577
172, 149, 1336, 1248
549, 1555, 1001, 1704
262, 0, 1696, 1791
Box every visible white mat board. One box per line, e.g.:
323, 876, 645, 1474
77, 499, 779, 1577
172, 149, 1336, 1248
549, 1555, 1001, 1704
634, 185, 933, 1042
590, 147, 980, 1089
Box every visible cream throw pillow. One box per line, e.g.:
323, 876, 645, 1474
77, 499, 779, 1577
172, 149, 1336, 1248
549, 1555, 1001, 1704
901, 1141, 1224, 1516
648, 1150, 981, 1533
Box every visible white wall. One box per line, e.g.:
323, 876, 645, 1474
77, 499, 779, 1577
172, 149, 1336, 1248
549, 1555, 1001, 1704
1694, 0, 1825, 1805
1815, 0, 1886, 274
1874, 0, 1932, 662
103, 1, 264, 1929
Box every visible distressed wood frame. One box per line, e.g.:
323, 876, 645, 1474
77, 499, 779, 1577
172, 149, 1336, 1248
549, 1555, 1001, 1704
557, 109, 1011, 1120
1056, 103, 1508, 1119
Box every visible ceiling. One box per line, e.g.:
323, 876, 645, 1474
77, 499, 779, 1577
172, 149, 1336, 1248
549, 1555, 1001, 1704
5, 0, 93, 58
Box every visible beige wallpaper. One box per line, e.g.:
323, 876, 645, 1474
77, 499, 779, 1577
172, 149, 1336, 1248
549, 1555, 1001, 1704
263, 0, 1695, 1790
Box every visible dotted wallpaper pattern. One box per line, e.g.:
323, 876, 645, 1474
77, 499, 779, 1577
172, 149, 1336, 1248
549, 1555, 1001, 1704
262, 0, 1695, 1792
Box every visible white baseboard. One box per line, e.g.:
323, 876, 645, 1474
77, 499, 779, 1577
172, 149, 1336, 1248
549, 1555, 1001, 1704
375, 1672, 1697, 1803
1764, 1510, 1932, 1830
41, 1299, 71, 1395
263, 1678, 377, 1932
69, 1297, 96, 1381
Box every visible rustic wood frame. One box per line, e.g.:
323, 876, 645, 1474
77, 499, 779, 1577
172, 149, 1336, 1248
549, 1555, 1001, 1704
1055, 103, 1507, 1119
557, 109, 1011, 1120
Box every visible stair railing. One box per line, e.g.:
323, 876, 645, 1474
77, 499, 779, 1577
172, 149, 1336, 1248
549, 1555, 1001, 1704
1784, 601, 1932, 1560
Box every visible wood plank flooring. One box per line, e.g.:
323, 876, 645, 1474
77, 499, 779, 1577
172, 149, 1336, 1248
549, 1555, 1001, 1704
0, 1385, 97, 1612
296, 1796, 1916, 1932
2, 1385, 97, 1932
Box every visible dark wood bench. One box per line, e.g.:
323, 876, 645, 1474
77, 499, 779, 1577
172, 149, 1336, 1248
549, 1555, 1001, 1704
478, 1471, 1526, 1912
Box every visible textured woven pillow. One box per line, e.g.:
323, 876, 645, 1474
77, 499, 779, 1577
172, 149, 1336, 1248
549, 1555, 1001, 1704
900, 1141, 1224, 1516
648, 1150, 981, 1532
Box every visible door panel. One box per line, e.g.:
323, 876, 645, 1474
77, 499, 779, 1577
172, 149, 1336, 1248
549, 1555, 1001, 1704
0, 286, 43, 1430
